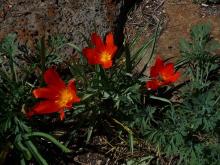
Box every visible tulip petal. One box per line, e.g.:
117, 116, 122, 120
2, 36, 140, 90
164, 63, 175, 74
67, 80, 81, 103
105, 33, 117, 57
168, 72, 180, 82
160, 63, 177, 81
30, 100, 61, 115
146, 80, 161, 90
91, 33, 103, 48
101, 60, 112, 69
83, 32, 117, 69
150, 57, 164, 78
67, 80, 77, 93
147, 56, 180, 90
82, 48, 98, 64
107, 45, 117, 58
59, 110, 65, 121
33, 87, 58, 99
44, 69, 65, 88
106, 33, 114, 46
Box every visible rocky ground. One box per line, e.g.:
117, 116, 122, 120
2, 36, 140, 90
0, 0, 219, 56
0, 0, 120, 49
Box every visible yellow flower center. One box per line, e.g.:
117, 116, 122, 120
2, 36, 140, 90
56, 89, 73, 107
100, 52, 111, 63
160, 71, 171, 82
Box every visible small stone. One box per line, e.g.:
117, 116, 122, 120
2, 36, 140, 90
201, 3, 209, 7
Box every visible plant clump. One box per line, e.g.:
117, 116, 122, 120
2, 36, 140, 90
0, 23, 220, 165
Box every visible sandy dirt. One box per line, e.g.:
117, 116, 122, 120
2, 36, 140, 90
157, 0, 220, 58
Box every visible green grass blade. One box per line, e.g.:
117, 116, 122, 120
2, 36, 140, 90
150, 95, 172, 105
86, 126, 93, 144
129, 133, 134, 154
131, 37, 154, 65
25, 132, 72, 153
129, 28, 146, 49
67, 43, 85, 64
139, 21, 161, 76
23, 139, 48, 165
67, 43, 81, 54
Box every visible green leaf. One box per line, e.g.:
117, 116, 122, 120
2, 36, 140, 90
129, 28, 146, 49
67, 43, 82, 54
112, 118, 133, 134
14, 140, 32, 160
128, 133, 134, 154
23, 139, 48, 165
139, 20, 161, 76
48, 35, 66, 49
25, 132, 72, 153
0, 33, 17, 56
81, 93, 94, 101
131, 37, 154, 66
206, 40, 220, 52
0, 33, 18, 81
149, 95, 172, 105
86, 126, 93, 144
179, 38, 191, 54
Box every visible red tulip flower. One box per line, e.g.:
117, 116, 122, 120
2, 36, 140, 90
82, 32, 117, 69
27, 68, 80, 120
146, 56, 180, 90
